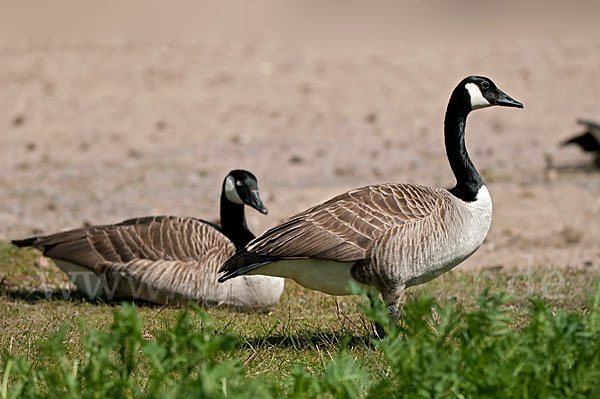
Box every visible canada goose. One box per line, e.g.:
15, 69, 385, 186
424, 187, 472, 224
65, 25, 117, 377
219, 77, 522, 332
561, 119, 600, 166
12, 170, 284, 308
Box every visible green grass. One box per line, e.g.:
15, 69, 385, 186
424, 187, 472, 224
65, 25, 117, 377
1, 241, 600, 398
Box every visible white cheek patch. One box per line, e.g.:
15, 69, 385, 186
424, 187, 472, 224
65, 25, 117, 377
224, 176, 244, 205
465, 83, 491, 110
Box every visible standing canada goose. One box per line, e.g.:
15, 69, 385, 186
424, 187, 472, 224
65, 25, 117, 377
12, 170, 284, 308
561, 119, 600, 166
219, 77, 523, 332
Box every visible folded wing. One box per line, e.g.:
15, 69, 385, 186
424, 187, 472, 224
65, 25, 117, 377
220, 183, 446, 280
23, 216, 227, 273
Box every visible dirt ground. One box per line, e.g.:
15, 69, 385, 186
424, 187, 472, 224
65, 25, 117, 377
1, 36, 599, 272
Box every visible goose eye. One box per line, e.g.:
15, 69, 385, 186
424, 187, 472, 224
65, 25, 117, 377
235, 180, 243, 187
481, 81, 490, 90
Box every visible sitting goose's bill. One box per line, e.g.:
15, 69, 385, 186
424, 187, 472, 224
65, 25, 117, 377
12, 170, 284, 308
561, 119, 600, 166
219, 77, 523, 333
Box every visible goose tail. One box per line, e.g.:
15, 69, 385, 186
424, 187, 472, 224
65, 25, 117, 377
11, 237, 37, 248
218, 250, 277, 282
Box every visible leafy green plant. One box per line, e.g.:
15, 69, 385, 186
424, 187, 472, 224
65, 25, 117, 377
357, 284, 600, 398
2, 304, 264, 399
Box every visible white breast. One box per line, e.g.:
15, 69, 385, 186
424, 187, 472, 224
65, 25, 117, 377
402, 185, 492, 287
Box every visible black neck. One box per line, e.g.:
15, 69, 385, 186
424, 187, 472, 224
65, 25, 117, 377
444, 97, 484, 202
220, 193, 255, 250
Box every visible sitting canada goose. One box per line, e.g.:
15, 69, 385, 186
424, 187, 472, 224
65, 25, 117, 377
219, 77, 522, 333
561, 119, 600, 166
12, 170, 284, 308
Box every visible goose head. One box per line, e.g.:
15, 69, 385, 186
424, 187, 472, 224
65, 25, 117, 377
454, 76, 523, 112
223, 170, 268, 214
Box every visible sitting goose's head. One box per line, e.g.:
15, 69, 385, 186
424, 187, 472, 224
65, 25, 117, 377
223, 170, 268, 214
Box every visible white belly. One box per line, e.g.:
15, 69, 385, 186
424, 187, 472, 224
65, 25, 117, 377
54, 260, 106, 299
250, 259, 359, 296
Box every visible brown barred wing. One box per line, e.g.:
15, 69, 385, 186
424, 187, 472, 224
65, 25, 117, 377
26, 216, 228, 274
220, 183, 446, 280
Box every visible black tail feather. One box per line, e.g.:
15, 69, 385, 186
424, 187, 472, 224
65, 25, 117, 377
218, 249, 280, 282
11, 237, 37, 248
218, 261, 272, 282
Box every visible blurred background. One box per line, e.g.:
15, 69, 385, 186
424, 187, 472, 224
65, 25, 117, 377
0, 0, 599, 270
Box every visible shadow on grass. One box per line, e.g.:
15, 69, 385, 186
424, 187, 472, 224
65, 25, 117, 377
1, 288, 90, 302
0, 288, 166, 308
240, 331, 376, 350
0, 288, 276, 317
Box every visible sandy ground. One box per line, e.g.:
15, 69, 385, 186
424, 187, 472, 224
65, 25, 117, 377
0, 37, 599, 272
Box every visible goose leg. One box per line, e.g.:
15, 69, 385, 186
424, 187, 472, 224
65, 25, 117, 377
367, 293, 388, 339
374, 320, 388, 339
386, 298, 400, 323
368, 289, 402, 339
371, 302, 399, 339
383, 288, 403, 321
375, 288, 403, 339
